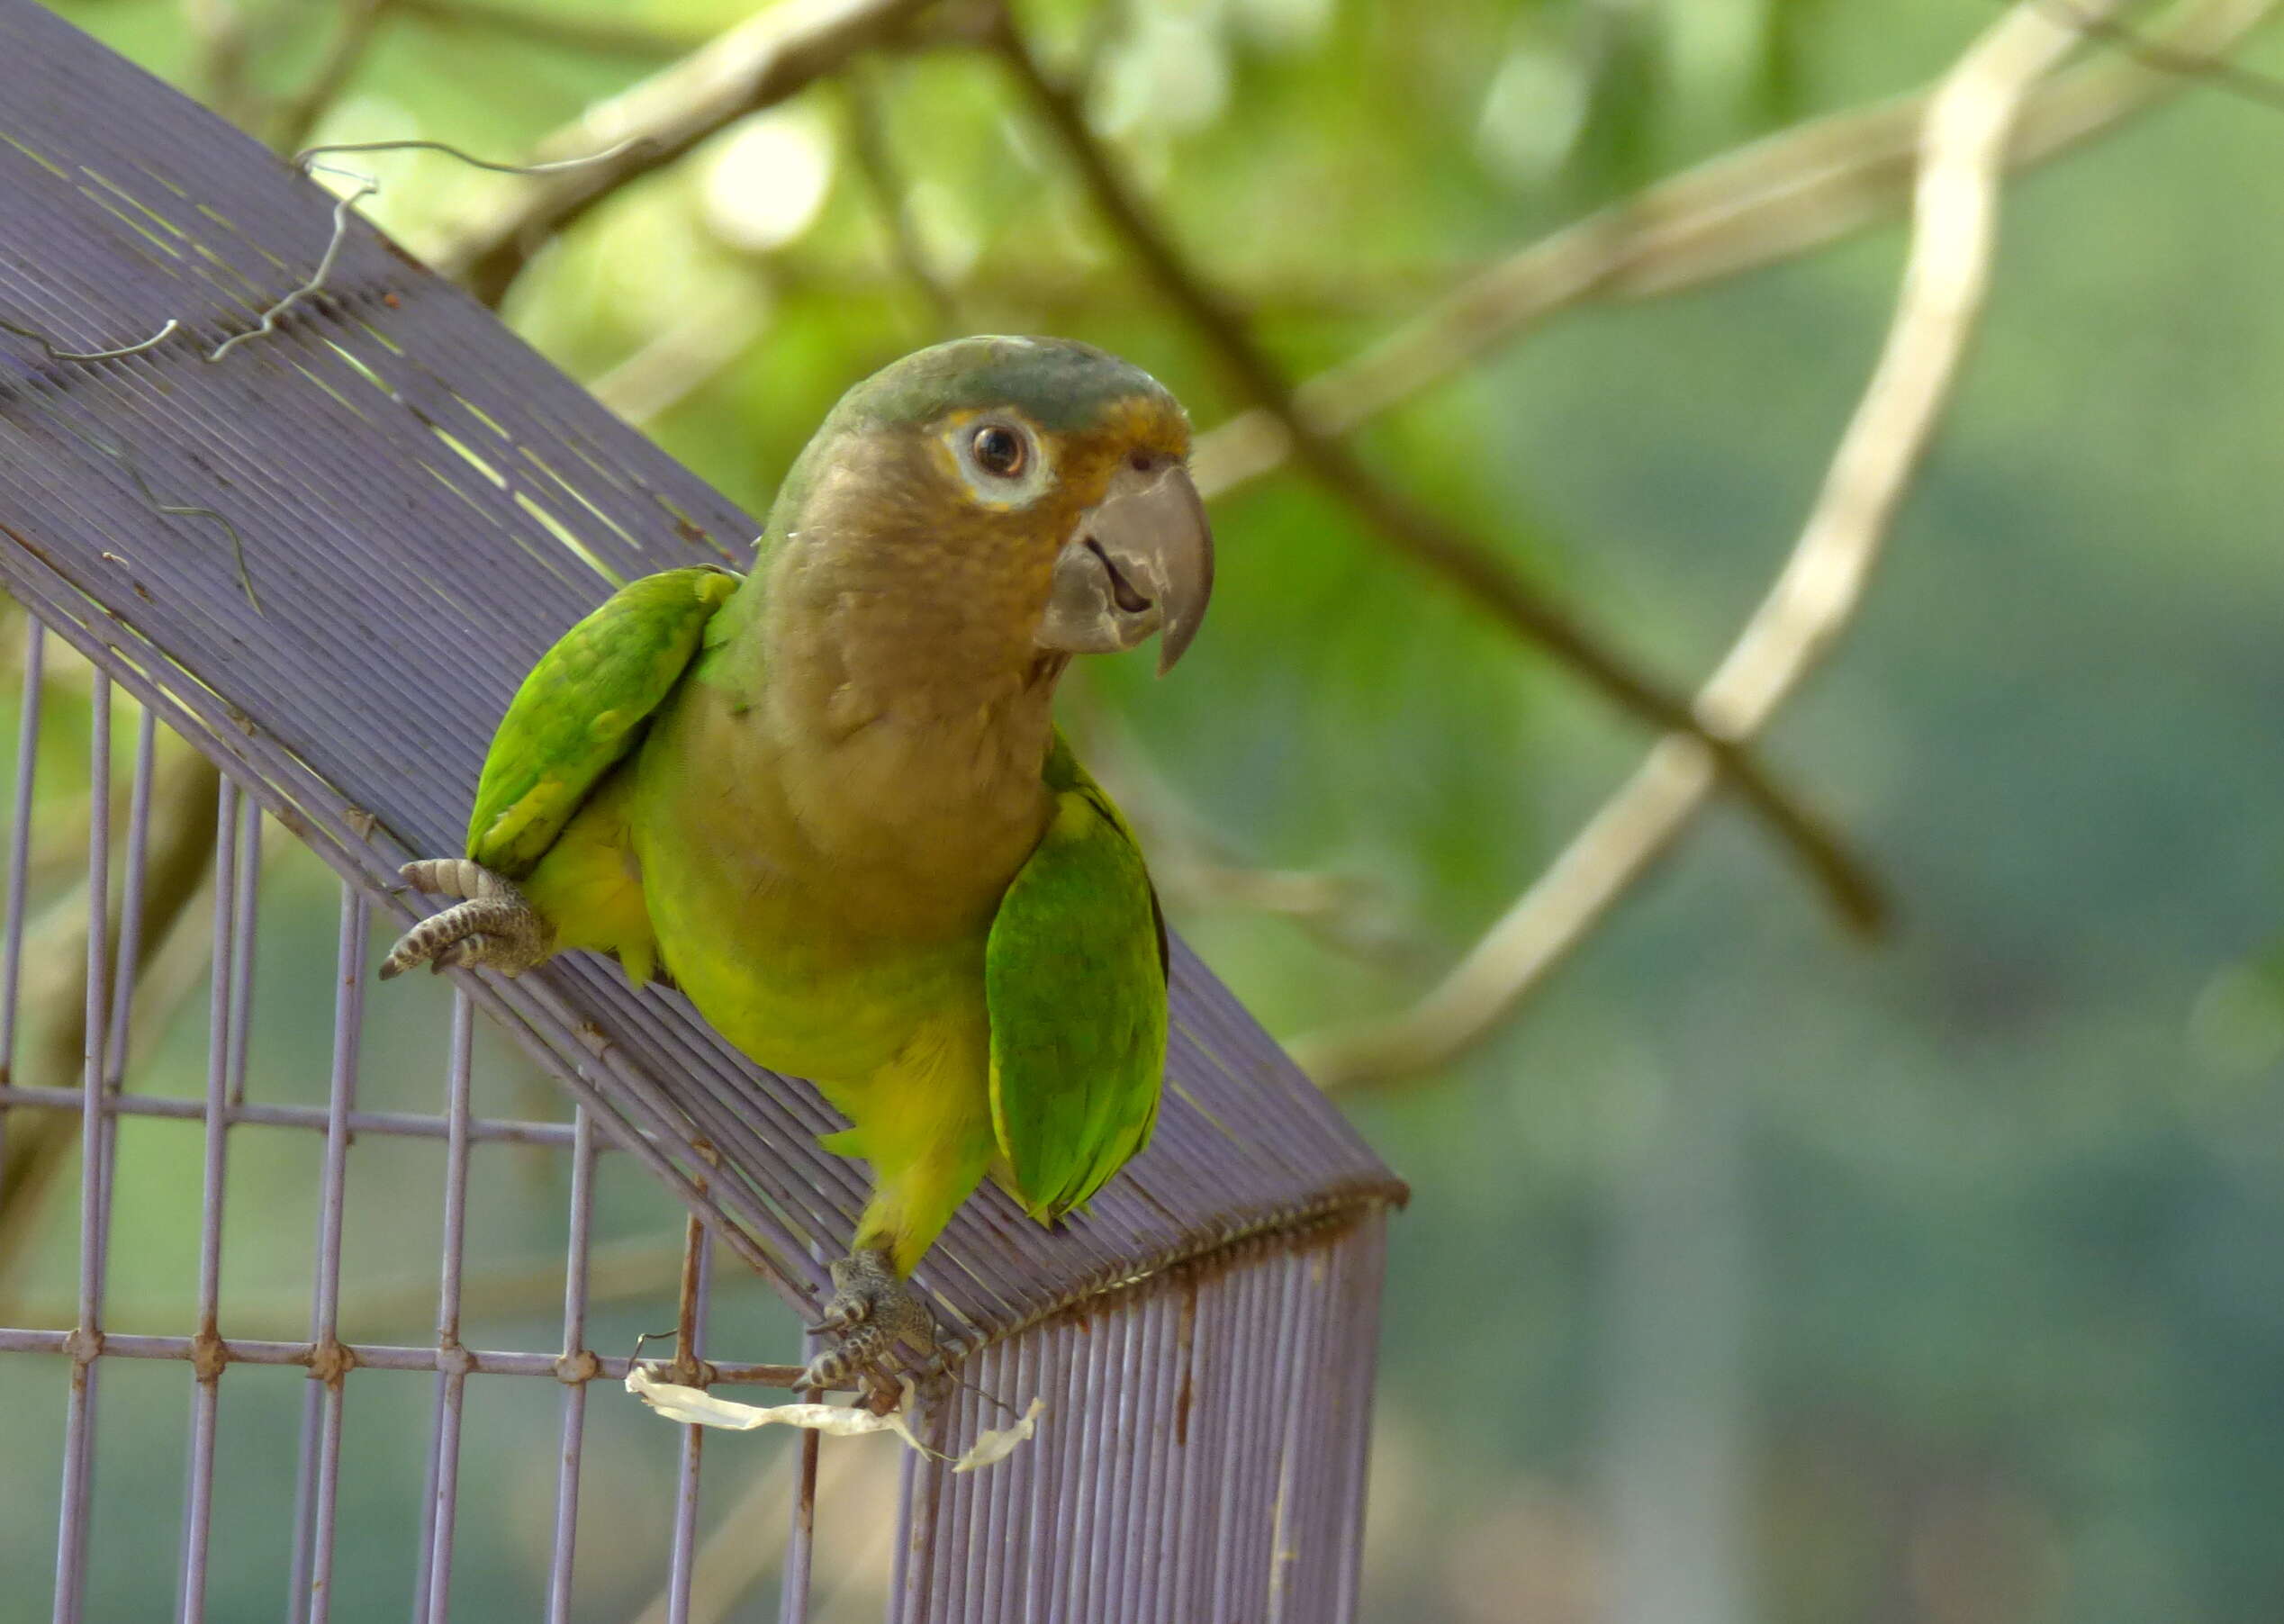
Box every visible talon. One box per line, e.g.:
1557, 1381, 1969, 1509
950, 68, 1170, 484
381, 858, 554, 980
798, 1246, 934, 1392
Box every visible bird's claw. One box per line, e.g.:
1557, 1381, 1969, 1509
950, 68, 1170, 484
380, 860, 554, 979
799, 1247, 934, 1393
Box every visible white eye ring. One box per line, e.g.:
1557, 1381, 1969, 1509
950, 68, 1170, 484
947, 418, 1053, 509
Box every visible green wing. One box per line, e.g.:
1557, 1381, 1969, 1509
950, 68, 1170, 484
466, 567, 739, 877
985, 732, 1169, 1223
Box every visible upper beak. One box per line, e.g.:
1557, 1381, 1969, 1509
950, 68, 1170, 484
1034, 460, 1214, 675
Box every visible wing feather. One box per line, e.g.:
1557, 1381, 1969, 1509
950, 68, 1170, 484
466, 567, 738, 877
985, 735, 1168, 1222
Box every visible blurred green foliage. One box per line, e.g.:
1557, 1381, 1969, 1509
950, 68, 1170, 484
6, 1, 2284, 1620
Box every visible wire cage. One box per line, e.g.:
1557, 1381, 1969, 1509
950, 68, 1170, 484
0, 4, 1403, 1620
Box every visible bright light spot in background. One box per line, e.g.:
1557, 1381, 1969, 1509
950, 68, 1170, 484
906, 180, 981, 285
701, 106, 836, 253
1477, 44, 1589, 187
1091, 9, 1231, 139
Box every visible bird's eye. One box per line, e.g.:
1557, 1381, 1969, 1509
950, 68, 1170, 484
970, 425, 1026, 479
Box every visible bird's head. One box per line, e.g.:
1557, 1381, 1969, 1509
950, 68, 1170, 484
774, 335, 1214, 676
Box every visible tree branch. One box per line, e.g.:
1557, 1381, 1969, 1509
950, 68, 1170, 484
185, 0, 261, 131
270, 0, 400, 157
429, 0, 948, 307
1190, 0, 2283, 500
1293, 0, 2152, 1091
987, 5, 1887, 935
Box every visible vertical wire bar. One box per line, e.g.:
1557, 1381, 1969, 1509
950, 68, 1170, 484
779, 1243, 826, 1624
1278, 1245, 1339, 1624
1260, 1255, 1312, 1608
1038, 1317, 1090, 1624
1238, 1256, 1295, 1614
1324, 1230, 1378, 1624
86, 708, 154, 1366
885, 1435, 921, 1624
663, 1220, 712, 1624
1268, 1248, 1332, 1622
414, 993, 476, 1624
1329, 1221, 1386, 1624
934, 1346, 986, 1622
918, 1366, 960, 1624
1096, 1306, 1138, 1624
1117, 1294, 1173, 1624
176, 777, 240, 1624
222, 796, 258, 1105
51, 671, 112, 1624
0, 617, 47, 1116
1059, 1309, 1117, 1624
1168, 1270, 1219, 1624
1206, 1259, 1268, 1617
544, 1108, 598, 1624
293, 888, 364, 1624
910, 1380, 956, 1624
972, 1336, 1023, 1624
1017, 1321, 1074, 1624
99, 706, 156, 1082
778, 1410, 821, 1624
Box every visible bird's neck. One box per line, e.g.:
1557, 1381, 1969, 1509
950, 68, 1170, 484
756, 523, 1064, 763
694, 525, 1063, 913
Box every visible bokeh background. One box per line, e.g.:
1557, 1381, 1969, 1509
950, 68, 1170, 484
5, 0, 2284, 1619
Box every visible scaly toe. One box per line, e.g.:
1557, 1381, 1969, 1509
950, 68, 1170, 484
797, 1248, 934, 1392
379, 862, 554, 981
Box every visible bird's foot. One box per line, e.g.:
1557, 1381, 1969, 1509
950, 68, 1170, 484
799, 1247, 936, 1394
380, 859, 555, 979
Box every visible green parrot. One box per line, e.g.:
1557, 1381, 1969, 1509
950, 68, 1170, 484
381, 336, 1212, 1388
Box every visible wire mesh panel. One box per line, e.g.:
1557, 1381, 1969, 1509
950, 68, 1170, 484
0, 2, 1403, 1617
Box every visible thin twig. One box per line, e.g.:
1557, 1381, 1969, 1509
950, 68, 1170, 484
1062, 696, 1429, 970
1294, 0, 2144, 1090
48, 415, 261, 612
1191, 0, 2284, 501
429, 0, 948, 306
292, 134, 660, 177
185, 0, 261, 130
986, 6, 1886, 935
2040, 0, 2284, 109
270, 0, 400, 157
0, 316, 180, 364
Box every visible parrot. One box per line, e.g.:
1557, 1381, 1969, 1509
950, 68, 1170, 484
380, 336, 1212, 1390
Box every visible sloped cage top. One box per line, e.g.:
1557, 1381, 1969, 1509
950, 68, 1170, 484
0, 0, 1401, 1347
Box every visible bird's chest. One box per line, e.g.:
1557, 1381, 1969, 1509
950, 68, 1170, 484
627, 683, 1048, 1083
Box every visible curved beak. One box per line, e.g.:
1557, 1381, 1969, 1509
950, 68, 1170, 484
1034, 460, 1214, 675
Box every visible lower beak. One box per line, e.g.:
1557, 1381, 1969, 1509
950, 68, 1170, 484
1034, 461, 1214, 675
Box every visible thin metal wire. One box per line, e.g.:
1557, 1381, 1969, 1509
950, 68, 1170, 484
662, 1216, 712, 1624
223, 794, 258, 1107
412, 992, 476, 1624
781, 1246, 826, 1624
289, 887, 364, 1624
0, 1081, 586, 1147
176, 775, 239, 1624
545, 1107, 598, 1624
0, 617, 44, 1105
50, 670, 111, 1624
